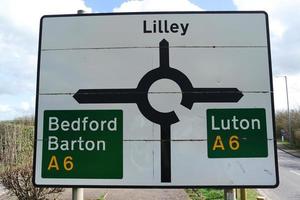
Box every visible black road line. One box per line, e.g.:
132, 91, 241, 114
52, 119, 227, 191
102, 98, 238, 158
73, 39, 244, 183
161, 124, 171, 182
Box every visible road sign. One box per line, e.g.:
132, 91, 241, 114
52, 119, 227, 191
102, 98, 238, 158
42, 110, 123, 179
34, 11, 279, 187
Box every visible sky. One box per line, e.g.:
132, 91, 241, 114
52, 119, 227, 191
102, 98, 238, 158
0, 0, 300, 120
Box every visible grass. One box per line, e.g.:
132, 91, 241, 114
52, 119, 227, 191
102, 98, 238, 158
186, 188, 223, 200
186, 188, 258, 200
97, 193, 106, 200
236, 189, 258, 200
277, 141, 300, 149
277, 141, 290, 145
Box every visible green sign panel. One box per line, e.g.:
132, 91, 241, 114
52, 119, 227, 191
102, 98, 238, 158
207, 108, 268, 158
42, 110, 123, 179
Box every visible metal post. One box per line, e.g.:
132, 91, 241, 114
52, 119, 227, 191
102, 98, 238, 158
77, 9, 85, 14
71, 10, 86, 200
224, 189, 236, 200
72, 188, 84, 200
284, 76, 293, 144
240, 189, 247, 200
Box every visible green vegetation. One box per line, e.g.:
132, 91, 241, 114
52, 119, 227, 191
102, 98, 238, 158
244, 189, 258, 200
1, 164, 63, 200
186, 188, 258, 200
186, 188, 223, 200
0, 118, 34, 169
275, 108, 300, 149
97, 194, 106, 200
278, 141, 300, 150
0, 116, 64, 200
236, 189, 258, 200
277, 141, 290, 145
275, 108, 300, 140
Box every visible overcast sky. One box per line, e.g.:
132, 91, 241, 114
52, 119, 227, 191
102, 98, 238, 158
0, 0, 299, 120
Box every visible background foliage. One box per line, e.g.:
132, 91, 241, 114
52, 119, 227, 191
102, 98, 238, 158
0, 116, 64, 200
275, 108, 300, 144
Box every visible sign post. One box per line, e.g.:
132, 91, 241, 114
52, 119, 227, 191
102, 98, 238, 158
224, 189, 236, 200
34, 11, 278, 188
72, 188, 83, 200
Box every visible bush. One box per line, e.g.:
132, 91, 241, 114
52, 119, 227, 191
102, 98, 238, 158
0, 164, 64, 200
0, 122, 34, 166
276, 108, 300, 144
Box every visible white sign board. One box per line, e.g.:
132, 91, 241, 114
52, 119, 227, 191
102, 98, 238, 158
34, 12, 279, 187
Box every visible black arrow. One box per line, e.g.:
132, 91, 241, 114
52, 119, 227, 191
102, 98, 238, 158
73, 89, 141, 104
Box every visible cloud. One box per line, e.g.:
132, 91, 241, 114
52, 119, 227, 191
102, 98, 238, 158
16, 97, 35, 115
0, 0, 92, 34
233, 0, 300, 110
0, 105, 12, 113
0, 0, 92, 120
0, 96, 35, 120
273, 75, 300, 110
113, 0, 203, 12
20, 102, 30, 112
0, 20, 36, 95
232, 0, 300, 75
